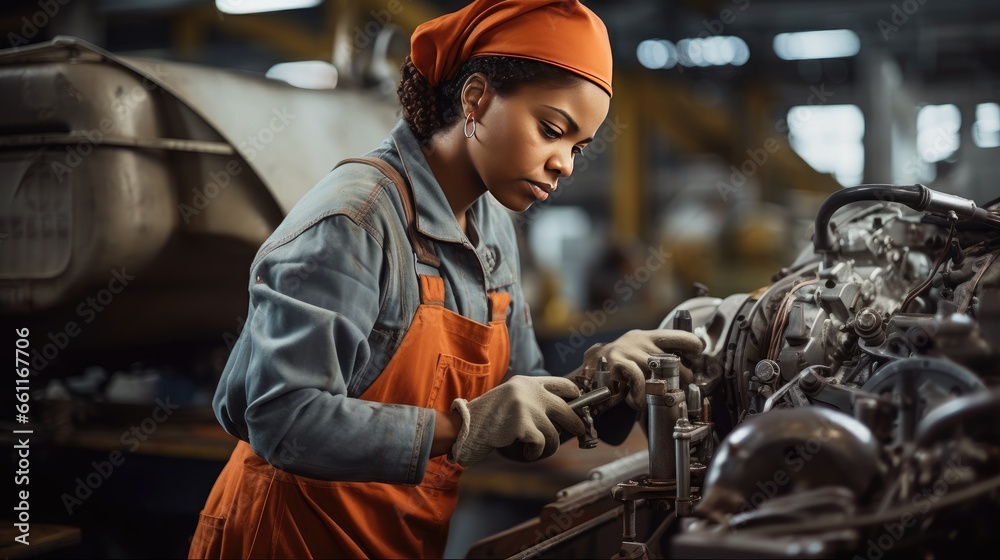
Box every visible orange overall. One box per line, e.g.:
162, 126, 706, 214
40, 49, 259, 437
189, 160, 512, 559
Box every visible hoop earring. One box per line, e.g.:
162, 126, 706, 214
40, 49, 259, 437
464, 113, 477, 138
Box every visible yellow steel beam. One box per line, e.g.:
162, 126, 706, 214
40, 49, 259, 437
637, 73, 732, 154
635, 72, 840, 200
611, 72, 645, 242
355, 0, 441, 34
215, 9, 331, 59
741, 82, 842, 200
171, 12, 208, 57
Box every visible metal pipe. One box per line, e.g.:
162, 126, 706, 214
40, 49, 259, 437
623, 499, 637, 542
567, 386, 612, 411
675, 419, 711, 517
504, 505, 626, 560
675, 420, 691, 501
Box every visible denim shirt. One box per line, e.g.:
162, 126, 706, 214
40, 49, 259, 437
213, 120, 547, 485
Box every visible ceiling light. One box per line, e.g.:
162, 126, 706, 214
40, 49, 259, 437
216, 0, 323, 15
639, 37, 747, 69
773, 29, 860, 60
266, 61, 338, 90
637, 39, 673, 70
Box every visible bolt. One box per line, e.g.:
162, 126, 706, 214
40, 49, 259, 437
799, 370, 823, 394
857, 308, 879, 330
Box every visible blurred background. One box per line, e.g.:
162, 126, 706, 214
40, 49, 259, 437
0, 0, 998, 557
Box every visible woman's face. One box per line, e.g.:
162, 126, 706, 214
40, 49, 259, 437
469, 78, 611, 212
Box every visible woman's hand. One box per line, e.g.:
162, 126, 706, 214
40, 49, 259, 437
583, 329, 704, 409
447, 376, 586, 467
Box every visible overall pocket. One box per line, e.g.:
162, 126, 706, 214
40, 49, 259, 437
424, 353, 492, 411
188, 511, 226, 559
422, 353, 495, 492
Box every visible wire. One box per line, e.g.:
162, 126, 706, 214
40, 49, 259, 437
899, 222, 956, 313
766, 278, 819, 360
728, 261, 819, 418
983, 193, 1000, 210
958, 253, 998, 313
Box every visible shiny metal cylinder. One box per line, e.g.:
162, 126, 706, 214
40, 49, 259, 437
647, 353, 684, 482
675, 426, 691, 499
686, 383, 702, 421
925, 189, 979, 218
646, 391, 681, 481
648, 353, 681, 388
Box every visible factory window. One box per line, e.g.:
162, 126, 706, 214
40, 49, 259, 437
973, 103, 1000, 148
917, 104, 961, 163
787, 104, 865, 187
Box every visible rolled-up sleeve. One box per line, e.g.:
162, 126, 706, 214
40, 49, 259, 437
214, 215, 433, 484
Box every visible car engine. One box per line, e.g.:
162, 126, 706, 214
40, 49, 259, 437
470, 184, 1000, 559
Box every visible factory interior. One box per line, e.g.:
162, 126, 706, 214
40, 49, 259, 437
2, 0, 1000, 558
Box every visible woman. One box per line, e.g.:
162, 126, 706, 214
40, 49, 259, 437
189, 1, 702, 558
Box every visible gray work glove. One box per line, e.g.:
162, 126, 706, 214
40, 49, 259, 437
449, 376, 587, 467
582, 329, 704, 410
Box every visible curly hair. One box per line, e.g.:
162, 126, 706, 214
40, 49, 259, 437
397, 55, 581, 144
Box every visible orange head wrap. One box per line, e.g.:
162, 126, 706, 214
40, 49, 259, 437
410, 0, 613, 97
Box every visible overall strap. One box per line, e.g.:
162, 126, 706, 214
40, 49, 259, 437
335, 157, 441, 268
488, 291, 512, 322
418, 275, 446, 306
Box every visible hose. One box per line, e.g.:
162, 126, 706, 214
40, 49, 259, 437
814, 184, 1000, 267
814, 185, 927, 265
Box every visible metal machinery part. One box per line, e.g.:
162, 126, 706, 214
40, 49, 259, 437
471, 184, 1000, 559
0, 37, 399, 380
